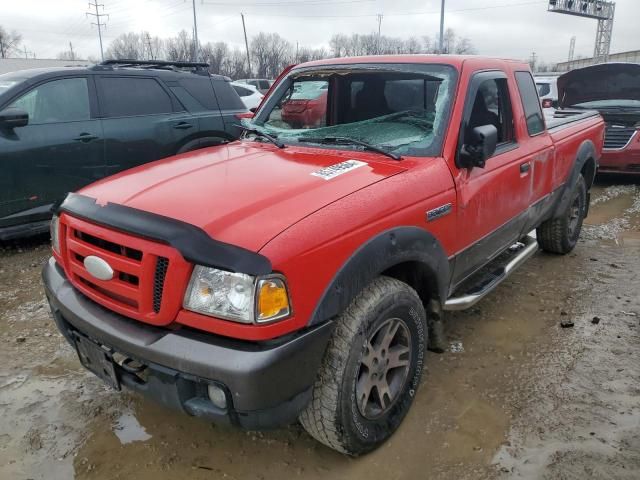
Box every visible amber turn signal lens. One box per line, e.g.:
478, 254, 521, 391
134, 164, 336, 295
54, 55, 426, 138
257, 278, 290, 322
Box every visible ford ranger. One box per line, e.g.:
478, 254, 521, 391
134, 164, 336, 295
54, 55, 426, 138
43, 55, 604, 455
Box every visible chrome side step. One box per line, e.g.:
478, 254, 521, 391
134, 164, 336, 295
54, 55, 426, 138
443, 232, 539, 311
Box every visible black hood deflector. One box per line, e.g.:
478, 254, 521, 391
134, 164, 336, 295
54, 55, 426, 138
557, 63, 640, 108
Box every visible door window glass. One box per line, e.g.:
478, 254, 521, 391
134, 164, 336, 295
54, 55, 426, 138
10, 77, 90, 124
100, 77, 172, 117
468, 78, 515, 145
517, 72, 546, 135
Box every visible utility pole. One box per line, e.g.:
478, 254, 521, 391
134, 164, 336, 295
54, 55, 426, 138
86, 1, 108, 62
144, 32, 154, 60
23, 45, 34, 59
241, 13, 251, 77
69, 42, 75, 60
530, 51, 537, 71
376, 14, 383, 54
438, 0, 445, 54
567, 35, 576, 70
191, 0, 199, 61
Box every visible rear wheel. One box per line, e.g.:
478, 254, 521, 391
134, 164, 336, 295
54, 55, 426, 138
299, 276, 427, 455
537, 174, 587, 254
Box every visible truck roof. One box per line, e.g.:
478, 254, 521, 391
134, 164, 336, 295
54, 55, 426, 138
297, 54, 530, 70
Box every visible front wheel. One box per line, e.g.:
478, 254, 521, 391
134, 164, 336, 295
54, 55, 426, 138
299, 276, 427, 455
537, 174, 587, 254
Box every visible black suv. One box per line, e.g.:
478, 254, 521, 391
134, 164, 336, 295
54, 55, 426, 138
0, 60, 248, 240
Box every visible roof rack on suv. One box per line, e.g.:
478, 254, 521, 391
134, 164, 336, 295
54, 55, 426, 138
95, 59, 211, 75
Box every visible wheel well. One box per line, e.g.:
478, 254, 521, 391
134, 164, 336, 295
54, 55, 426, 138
581, 157, 596, 189
382, 261, 438, 308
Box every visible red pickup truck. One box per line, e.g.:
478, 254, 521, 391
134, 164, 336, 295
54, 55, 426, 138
43, 55, 604, 455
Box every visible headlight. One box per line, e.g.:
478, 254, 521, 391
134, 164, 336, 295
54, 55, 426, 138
183, 266, 291, 324
50, 215, 60, 254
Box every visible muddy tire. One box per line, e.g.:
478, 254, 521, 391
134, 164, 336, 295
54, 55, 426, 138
537, 174, 587, 254
299, 276, 427, 455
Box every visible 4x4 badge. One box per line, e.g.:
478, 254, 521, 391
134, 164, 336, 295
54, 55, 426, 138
426, 203, 452, 222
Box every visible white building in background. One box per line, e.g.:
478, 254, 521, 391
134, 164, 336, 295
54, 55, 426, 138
556, 49, 640, 71
0, 58, 90, 75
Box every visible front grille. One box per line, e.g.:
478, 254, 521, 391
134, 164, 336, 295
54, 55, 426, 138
153, 257, 169, 313
60, 215, 189, 326
604, 126, 637, 150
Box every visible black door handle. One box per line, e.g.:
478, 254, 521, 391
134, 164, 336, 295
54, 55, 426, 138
173, 122, 193, 130
73, 133, 99, 142
520, 162, 531, 173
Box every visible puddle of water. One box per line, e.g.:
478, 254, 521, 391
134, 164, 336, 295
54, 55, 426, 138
617, 231, 640, 248
112, 412, 152, 445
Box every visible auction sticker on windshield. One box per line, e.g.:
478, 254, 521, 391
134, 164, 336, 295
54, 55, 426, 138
311, 160, 367, 180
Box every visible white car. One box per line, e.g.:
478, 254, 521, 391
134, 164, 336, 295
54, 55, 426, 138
534, 75, 559, 120
231, 82, 264, 110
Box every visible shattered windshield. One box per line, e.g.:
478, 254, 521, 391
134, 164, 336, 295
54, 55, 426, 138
248, 63, 457, 157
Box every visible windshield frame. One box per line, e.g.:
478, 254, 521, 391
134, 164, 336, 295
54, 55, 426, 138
251, 62, 459, 158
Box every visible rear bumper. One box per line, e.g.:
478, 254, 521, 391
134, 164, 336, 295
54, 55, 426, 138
42, 257, 332, 429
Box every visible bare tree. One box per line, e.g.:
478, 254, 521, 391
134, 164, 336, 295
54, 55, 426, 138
165, 30, 195, 62
57, 49, 81, 61
105, 33, 145, 60
250, 32, 292, 78
201, 41, 229, 74
0, 26, 22, 58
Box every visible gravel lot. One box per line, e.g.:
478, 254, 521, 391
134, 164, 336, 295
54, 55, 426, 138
1, 177, 638, 480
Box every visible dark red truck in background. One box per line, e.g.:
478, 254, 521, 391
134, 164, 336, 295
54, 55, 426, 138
556, 62, 640, 175
43, 55, 604, 455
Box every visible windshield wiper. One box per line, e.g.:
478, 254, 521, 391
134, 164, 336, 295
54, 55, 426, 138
235, 124, 285, 149
297, 136, 402, 161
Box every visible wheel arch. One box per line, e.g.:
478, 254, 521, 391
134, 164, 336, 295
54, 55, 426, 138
553, 138, 597, 219
308, 226, 450, 326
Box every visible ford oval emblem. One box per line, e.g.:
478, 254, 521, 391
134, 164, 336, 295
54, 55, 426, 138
84, 255, 114, 281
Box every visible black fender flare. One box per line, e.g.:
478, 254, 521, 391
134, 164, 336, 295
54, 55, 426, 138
308, 226, 450, 326
176, 135, 230, 155
552, 139, 597, 219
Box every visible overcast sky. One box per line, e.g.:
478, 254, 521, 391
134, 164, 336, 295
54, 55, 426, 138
2, 0, 638, 64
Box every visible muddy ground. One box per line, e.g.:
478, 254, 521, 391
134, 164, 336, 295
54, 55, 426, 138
1, 177, 638, 480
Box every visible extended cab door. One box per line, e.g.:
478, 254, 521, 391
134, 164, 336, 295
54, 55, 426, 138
513, 71, 556, 232
0, 76, 104, 225
97, 75, 193, 176
451, 71, 533, 287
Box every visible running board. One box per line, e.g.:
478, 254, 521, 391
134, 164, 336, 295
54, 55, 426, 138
444, 233, 539, 311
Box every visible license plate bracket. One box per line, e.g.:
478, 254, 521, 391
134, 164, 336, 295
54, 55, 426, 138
74, 334, 120, 390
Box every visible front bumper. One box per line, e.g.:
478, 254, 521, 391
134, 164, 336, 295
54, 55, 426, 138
42, 257, 333, 429
600, 139, 640, 174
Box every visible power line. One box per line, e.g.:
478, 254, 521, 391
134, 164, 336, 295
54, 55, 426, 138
86, 1, 109, 61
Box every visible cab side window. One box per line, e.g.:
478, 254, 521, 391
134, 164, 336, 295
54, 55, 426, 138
10, 77, 90, 124
468, 78, 515, 146
515, 71, 545, 135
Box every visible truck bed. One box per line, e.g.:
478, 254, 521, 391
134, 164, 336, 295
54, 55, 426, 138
547, 109, 601, 131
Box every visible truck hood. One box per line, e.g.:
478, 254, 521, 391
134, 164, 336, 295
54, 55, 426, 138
558, 63, 640, 108
79, 142, 406, 252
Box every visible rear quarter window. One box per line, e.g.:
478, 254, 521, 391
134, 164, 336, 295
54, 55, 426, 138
516, 72, 546, 136
178, 78, 218, 111
212, 80, 246, 110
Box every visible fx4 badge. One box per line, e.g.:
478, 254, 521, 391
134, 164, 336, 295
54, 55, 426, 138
426, 203, 452, 222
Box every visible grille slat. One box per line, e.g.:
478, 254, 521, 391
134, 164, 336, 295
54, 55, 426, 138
604, 126, 637, 150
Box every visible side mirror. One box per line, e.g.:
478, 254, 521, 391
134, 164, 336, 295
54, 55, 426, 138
458, 124, 498, 169
0, 108, 29, 130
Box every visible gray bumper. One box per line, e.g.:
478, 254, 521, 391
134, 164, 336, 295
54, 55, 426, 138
42, 257, 333, 429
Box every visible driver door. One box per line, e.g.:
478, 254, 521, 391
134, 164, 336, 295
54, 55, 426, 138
451, 71, 532, 287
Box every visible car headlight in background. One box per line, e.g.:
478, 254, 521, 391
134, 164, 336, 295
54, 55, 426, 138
183, 266, 291, 324
50, 215, 60, 254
